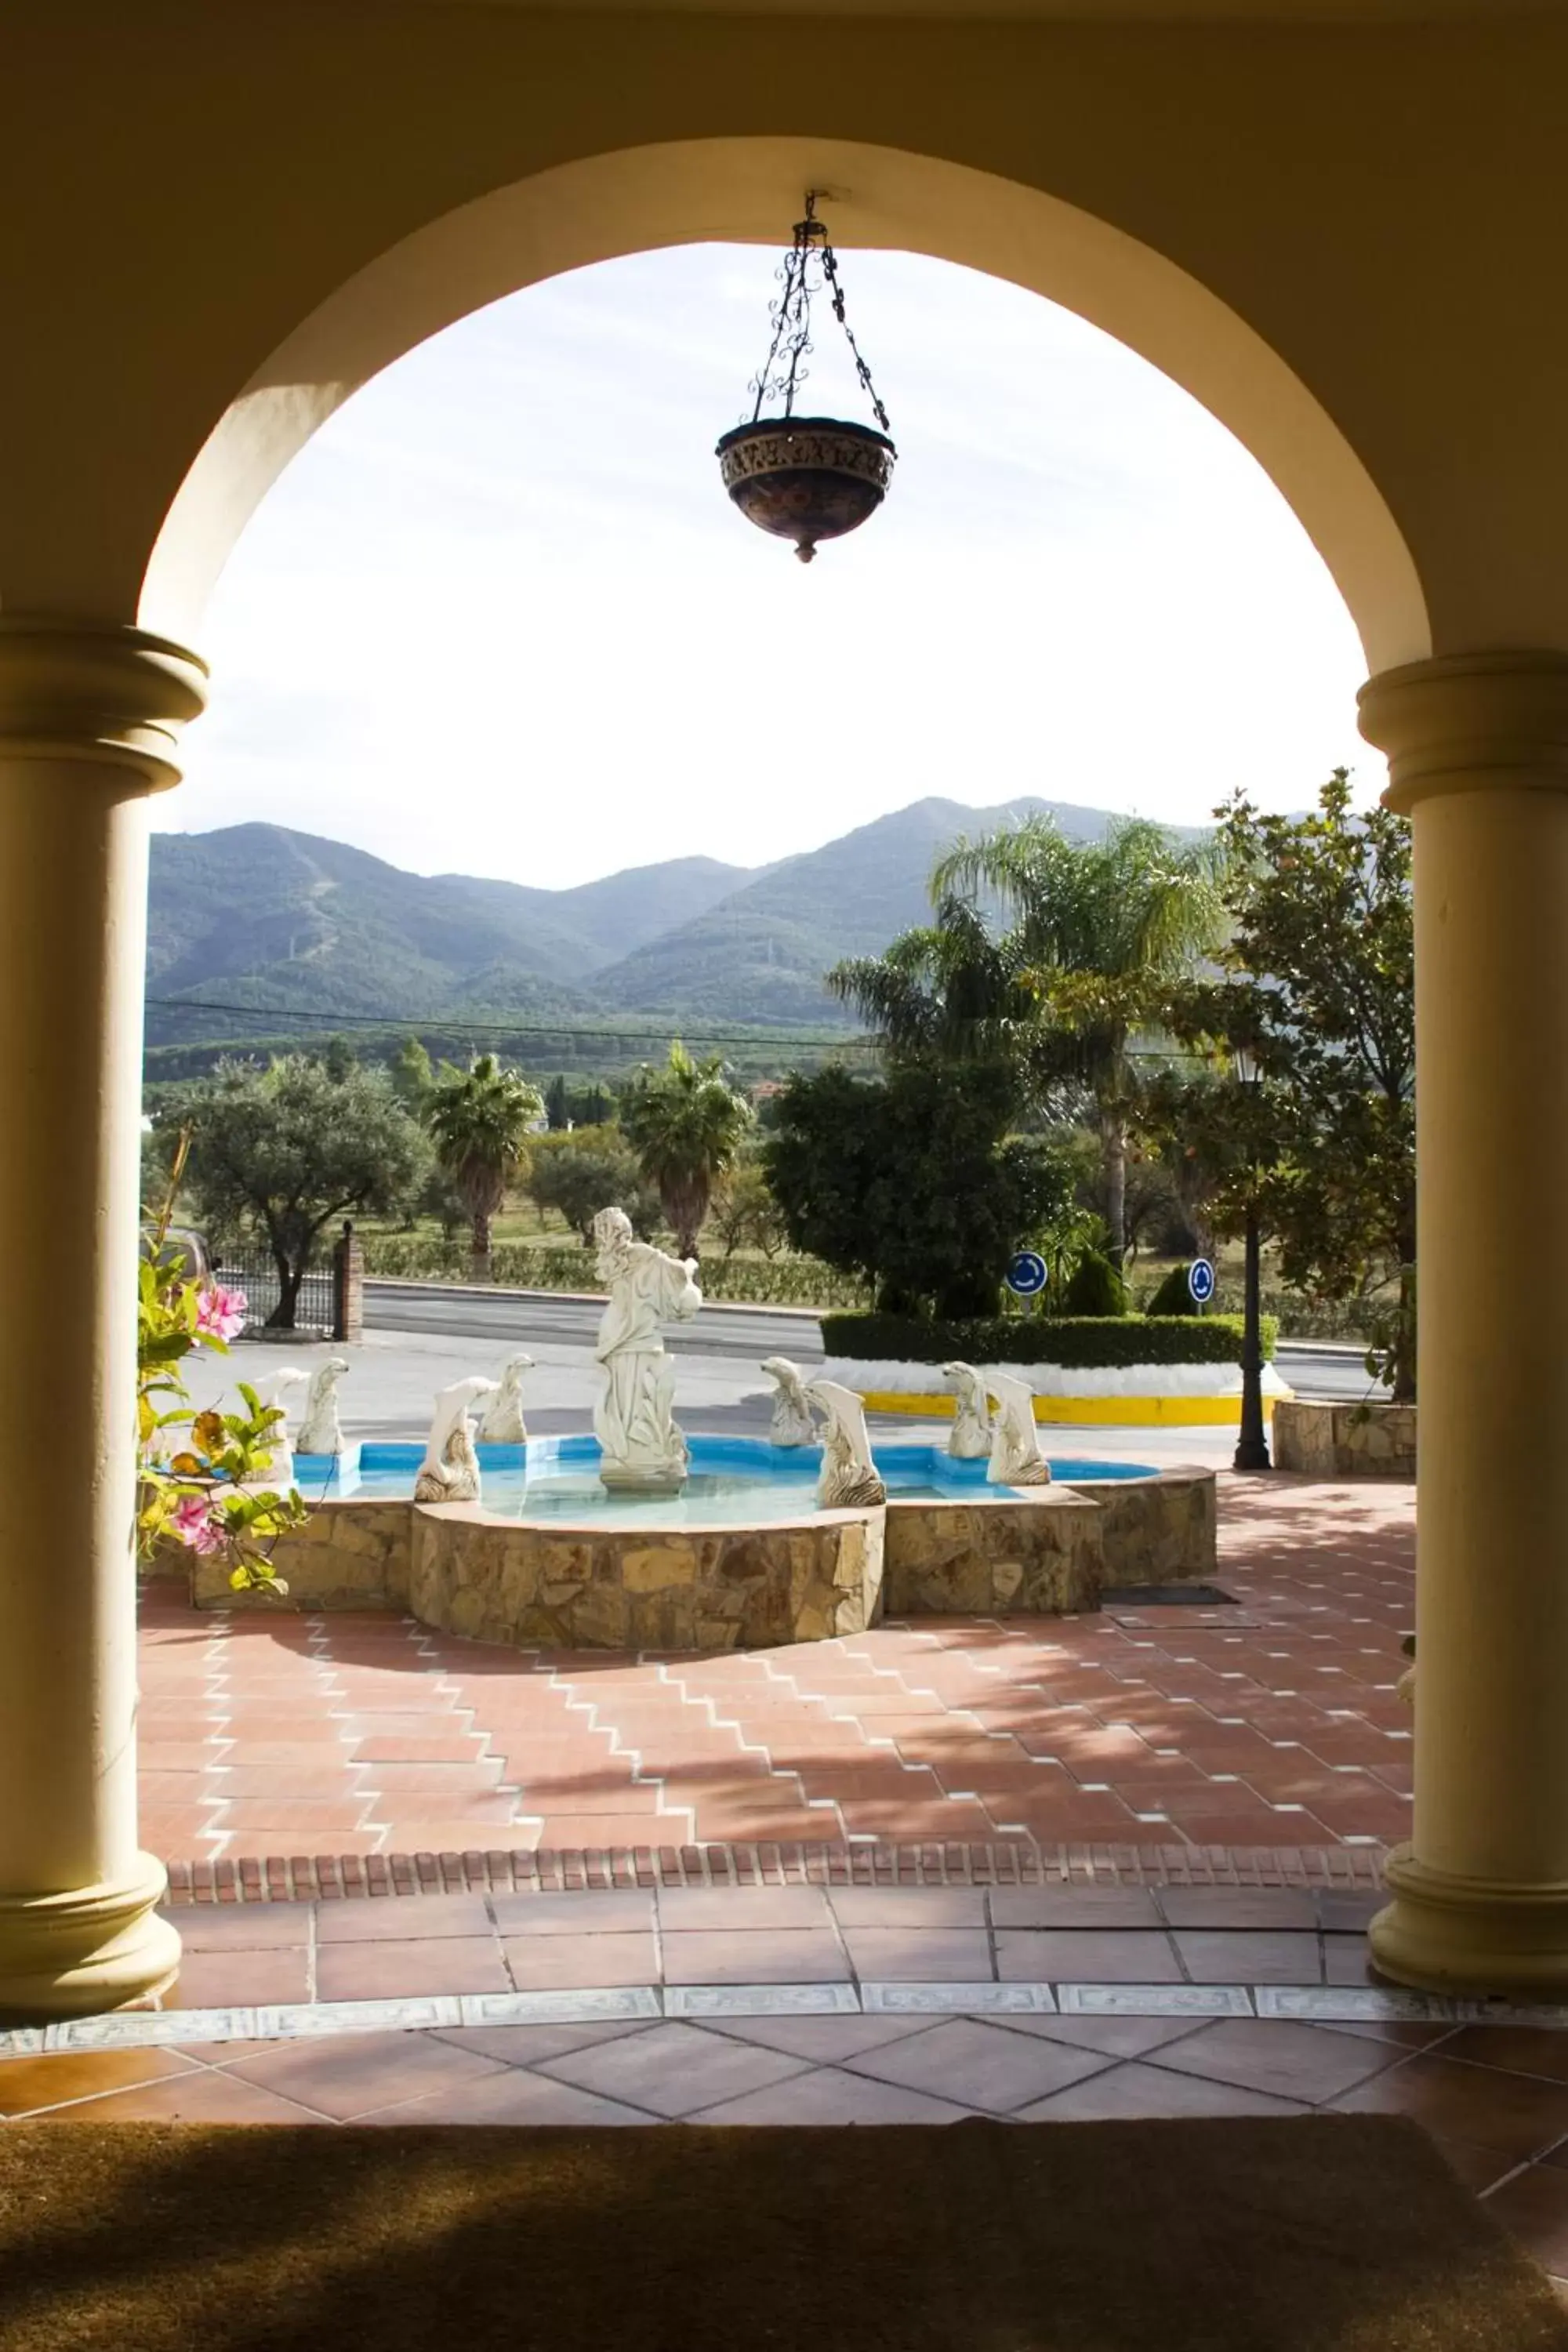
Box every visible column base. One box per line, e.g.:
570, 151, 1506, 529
1370, 1843, 1568, 2001
0, 1853, 181, 2022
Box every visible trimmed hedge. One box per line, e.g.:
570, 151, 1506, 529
359, 1234, 870, 1309
818, 1312, 1279, 1370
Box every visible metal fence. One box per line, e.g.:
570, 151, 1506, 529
212, 1252, 336, 1335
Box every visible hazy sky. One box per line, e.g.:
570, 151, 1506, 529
167, 244, 1383, 890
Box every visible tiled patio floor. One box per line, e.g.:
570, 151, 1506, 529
9, 1905, 1568, 2293
137, 1478, 1414, 1865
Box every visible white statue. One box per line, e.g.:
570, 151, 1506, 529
944, 1360, 992, 1460
592, 1207, 702, 1490
478, 1352, 533, 1444
804, 1379, 887, 1509
986, 1371, 1052, 1486
296, 1357, 350, 1456
252, 1365, 307, 1486
761, 1356, 816, 1448
414, 1377, 498, 1504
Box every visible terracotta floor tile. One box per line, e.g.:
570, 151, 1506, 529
1483, 2165, 1568, 2274
536, 2021, 806, 2118
994, 1929, 1181, 1984
1154, 1889, 1319, 1930
165, 1948, 311, 2006
1323, 1935, 1380, 1986
1333, 2053, 1568, 2161
698, 2014, 939, 2062
159, 1904, 310, 1951
660, 1929, 850, 1985
315, 1936, 508, 2000
840, 1929, 994, 1983
1002, 2013, 1214, 2060
846, 2017, 1110, 2113
1448, 2027, 1568, 2089
500, 1932, 657, 1991
360, 2069, 652, 2126
988, 1886, 1163, 1931
826, 1888, 987, 1929
691, 2065, 976, 2125
29, 2069, 331, 2125
491, 1890, 655, 1937
0, 2047, 200, 2116
315, 1893, 493, 1944
1019, 2060, 1310, 2122
1149, 2018, 1406, 2102
220, 2029, 503, 2118
1431, 2135, 1524, 2195
1171, 1930, 1323, 1984
430, 2021, 658, 2065
517, 1813, 687, 1849
655, 1886, 831, 1933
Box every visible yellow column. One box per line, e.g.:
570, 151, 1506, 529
1361, 651, 1568, 1998
0, 619, 206, 2018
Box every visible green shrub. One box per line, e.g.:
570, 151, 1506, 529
1059, 1250, 1128, 1317
1144, 1262, 1200, 1317
818, 1312, 1278, 1369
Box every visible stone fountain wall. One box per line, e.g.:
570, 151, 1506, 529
407, 1506, 884, 1653
881, 1490, 1102, 1617
181, 1466, 1217, 1640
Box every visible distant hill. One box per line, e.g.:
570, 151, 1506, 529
146, 797, 1188, 1051
590, 797, 1117, 1024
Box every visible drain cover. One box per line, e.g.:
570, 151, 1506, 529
1100, 1584, 1238, 1607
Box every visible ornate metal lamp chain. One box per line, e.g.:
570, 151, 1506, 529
744, 197, 892, 434
819, 241, 891, 435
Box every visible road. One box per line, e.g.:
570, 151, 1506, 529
363, 1282, 1385, 1400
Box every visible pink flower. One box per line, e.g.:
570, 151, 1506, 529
195, 1284, 247, 1342
171, 1495, 224, 1555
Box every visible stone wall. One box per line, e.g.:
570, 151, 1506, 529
1072, 1468, 1217, 1586
1272, 1399, 1417, 1480
406, 1504, 884, 1653
883, 1490, 1102, 1617
186, 1500, 412, 1611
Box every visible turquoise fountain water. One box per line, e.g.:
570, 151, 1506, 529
292, 1434, 1157, 1527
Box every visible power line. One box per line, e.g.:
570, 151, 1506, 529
143, 996, 880, 1054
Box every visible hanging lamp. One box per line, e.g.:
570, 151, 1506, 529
716, 194, 896, 564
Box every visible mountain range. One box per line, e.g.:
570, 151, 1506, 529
145, 795, 1149, 1049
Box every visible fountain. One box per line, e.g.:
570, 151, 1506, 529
985, 1371, 1053, 1486
944, 1360, 992, 1461
194, 1228, 1215, 1642
413, 1377, 498, 1504
760, 1356, 815, 1447
296, 1357, 350, 1456
478, 1353, 533, 1444
252, 1366, 307, 1486
591, 1207, 701, 1492
805, 1380, 887, 1508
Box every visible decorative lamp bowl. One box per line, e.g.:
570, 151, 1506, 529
716, 416, 896, 563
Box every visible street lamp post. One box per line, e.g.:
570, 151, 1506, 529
1232, 1044, 1271, 1474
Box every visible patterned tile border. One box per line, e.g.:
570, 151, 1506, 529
7, 1976, 1561, 2062
160, 1841, 1386, 1905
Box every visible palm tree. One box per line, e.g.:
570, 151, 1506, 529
827, 894, 1040, 1075
929, 816, 1226, 1261
423, 1054, 543, 1282
620, 1042, 753, 1260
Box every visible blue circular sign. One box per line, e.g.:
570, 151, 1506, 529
1007, 1250, 1048, 1298
1187, 1257, 1217, 1305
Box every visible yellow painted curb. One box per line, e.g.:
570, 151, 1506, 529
858, 1390, 1287, 1428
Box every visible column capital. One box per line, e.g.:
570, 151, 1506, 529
0, 617, 208, 792
1359, 650, 1568, 813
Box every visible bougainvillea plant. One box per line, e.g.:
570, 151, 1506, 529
138, 1135, 307, 1595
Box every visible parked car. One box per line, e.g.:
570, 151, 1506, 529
138, 1225, 212, 1286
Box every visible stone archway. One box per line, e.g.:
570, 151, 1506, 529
140, 136, 1428, 674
